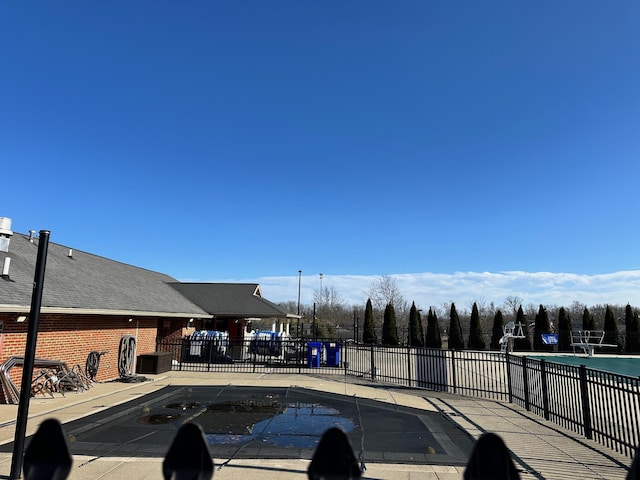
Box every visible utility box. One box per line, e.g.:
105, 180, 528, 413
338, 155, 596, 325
136, 352, 173, 374
324, 342, 341, 367
307, 342, 322, 368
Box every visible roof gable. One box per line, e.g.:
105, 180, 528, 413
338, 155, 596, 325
169, 283, 292, 318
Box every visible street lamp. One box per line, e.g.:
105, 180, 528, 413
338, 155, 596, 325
297, 270, 302, 338
353, 307, 359, 342
319, 273, 323, 293
297, 270, 302, 316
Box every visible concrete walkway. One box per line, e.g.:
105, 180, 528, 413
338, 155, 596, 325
0, 371, 634, 479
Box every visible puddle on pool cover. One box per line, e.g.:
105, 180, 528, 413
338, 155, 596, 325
165, 402, 202, 411
192, 400, 355, 449
138, 413, 183, 425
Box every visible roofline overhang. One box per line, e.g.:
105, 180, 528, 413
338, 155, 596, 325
0, 305, 212, 318
210, 313, 302, 319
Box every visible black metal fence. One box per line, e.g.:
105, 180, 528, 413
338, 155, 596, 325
507, 355, 640, 458
157, 338, 510, 399
343, 344, 509, 400
156, 337, 640, 458
156, 337, 345, 375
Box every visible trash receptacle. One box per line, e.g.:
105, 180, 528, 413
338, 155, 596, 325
307, 342, 322, 368
324, 342, 341, 367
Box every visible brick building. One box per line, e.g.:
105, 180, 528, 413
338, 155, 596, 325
0, 218, 293, 400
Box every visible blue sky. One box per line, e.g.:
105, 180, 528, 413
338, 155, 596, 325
2, 2, 639, 308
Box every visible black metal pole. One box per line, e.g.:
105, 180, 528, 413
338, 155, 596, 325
353, 310, 357, 341
297, 270, 301, 316
10, 230, 50, 480
297, 270, 301, 338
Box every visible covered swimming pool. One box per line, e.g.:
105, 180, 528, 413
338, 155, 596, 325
0, 385, 475, 466
527, 354, 640, 377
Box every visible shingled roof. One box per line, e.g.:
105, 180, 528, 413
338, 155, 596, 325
169, 283, 296, 319
0, 232, 211, 318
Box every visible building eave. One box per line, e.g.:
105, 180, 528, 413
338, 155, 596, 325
0, 305, 213, 319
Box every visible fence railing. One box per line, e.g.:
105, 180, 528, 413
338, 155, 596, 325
507, 355, 640, 457
156, 338, 509, 400
343, 344, 509, 400
156, 337, 345, 375
344, 345, 640, 458
157, 338, 509, 401
156, 337, 640, 458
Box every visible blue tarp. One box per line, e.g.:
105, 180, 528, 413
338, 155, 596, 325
249, 330, 284, 356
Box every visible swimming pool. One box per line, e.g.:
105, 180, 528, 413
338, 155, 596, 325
527, 355, 640, 377
1, 385, 474, 465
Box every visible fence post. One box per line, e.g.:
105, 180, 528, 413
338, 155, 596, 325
343, 341, 348, 376
370, 344, 376, 381
506, 353, 513, 403
406, 345, 412, 387
522, 357, 530, 411
541, 359, 550, 420
451, 350, 457, 394
252, 350, 257, 373
579, 365, 593, 439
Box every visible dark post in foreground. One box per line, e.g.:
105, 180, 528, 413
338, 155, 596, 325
10, 230, 50, 480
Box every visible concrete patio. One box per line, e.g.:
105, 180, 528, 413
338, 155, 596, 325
0, 371, 634, 479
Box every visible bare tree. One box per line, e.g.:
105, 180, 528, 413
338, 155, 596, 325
503, 296, 523, 316
470, 298, 494, 318
568, 301, 586, 321
367, 275, 409, 327
367, 275, 405, 311
313, 286, 346, 326
276, 301, 299, 315
590, 304, 606, 321
438, 302, 453, 320
525, 303, 537, 322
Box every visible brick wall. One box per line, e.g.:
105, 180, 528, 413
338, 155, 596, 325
0, 313, 168, 385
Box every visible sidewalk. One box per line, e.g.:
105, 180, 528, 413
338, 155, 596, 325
0, 371, 633, 479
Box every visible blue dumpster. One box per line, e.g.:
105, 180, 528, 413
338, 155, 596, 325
324, 342, 341, 367
307, 342, 322, 368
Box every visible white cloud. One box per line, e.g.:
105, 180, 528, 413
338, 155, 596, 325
192, 270, 640, 312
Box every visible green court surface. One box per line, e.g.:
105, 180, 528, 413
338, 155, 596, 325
528, 355, 640, 377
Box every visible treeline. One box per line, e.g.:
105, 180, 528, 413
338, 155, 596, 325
278, 297, 640, 353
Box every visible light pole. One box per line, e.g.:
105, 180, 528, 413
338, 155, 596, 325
319, 273, 323, 294
297, 270, 302, 316
297, 270, 302, 337
353, 307, 359, 342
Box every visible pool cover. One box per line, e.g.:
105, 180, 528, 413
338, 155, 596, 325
6, 385, 474, 466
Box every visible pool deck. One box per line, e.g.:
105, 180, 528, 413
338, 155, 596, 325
0, 371, 634, 480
